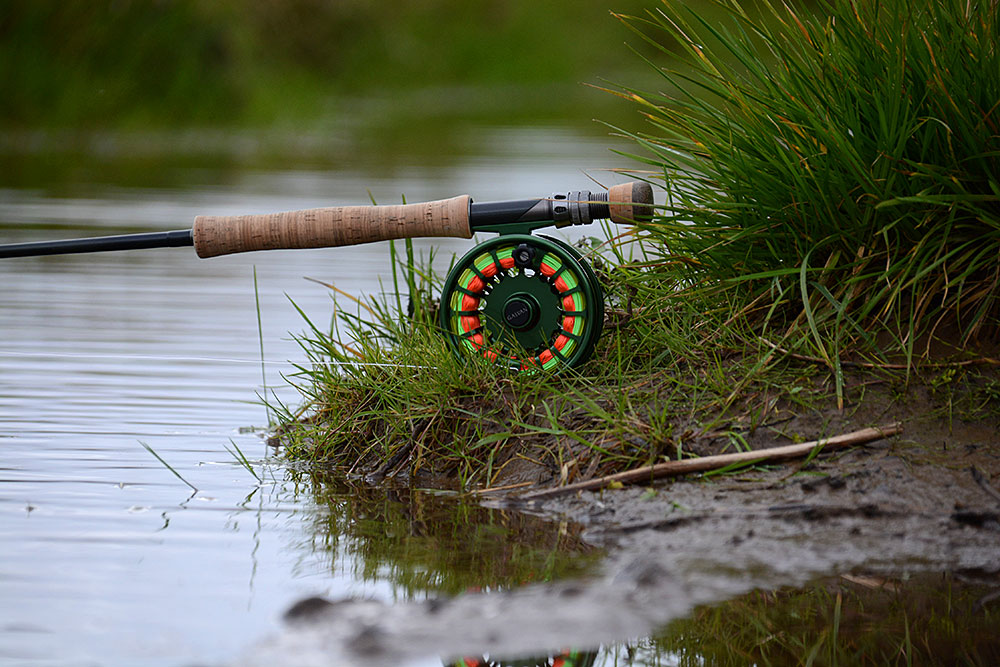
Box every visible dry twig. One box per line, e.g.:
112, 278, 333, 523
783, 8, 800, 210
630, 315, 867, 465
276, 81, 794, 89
519, 423, 902, 501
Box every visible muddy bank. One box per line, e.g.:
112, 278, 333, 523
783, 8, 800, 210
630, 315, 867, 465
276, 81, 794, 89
238, 394, 1000, 666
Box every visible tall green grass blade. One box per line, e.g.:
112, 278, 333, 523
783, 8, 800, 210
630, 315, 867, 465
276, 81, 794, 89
253, 266, 269, 423
701, 457, 765, 478
139, 441, 198, 492
226, 438, 262, 483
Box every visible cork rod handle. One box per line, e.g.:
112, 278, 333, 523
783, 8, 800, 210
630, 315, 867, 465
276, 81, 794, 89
192, 195, 472, 258
607, 182, 654, 225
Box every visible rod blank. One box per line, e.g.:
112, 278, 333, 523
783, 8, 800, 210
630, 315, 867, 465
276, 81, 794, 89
0, 230, 193, 259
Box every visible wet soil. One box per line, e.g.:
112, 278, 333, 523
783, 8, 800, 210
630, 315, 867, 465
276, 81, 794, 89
240, 379, 1000, 666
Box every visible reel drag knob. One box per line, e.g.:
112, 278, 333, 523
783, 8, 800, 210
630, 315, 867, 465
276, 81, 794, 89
440, 235, 603, 373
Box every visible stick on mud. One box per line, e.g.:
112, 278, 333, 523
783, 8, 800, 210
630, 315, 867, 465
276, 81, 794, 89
519, 423, 903, 501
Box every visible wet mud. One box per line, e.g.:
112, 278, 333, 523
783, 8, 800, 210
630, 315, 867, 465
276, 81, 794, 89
240, 396, 1000, 666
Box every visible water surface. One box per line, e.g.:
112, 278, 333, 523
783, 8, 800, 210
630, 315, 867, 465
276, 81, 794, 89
0, 125, 632, 665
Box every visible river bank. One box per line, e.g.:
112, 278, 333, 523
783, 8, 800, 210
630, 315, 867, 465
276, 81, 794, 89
249, 366, 1000, 665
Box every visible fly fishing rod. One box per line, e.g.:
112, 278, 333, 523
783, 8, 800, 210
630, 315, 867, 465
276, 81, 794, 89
0, 181, 653, 372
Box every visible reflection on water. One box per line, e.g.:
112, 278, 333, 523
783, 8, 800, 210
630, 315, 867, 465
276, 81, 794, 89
450, 650, 598, 667
451, 571, 999, 667
644, 571, 1000, 667
300, 471, 598, 597
0, 126, 638, 665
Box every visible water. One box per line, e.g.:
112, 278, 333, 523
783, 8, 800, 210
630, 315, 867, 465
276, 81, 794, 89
5, 126, 998, 667
0, 125, 631, 665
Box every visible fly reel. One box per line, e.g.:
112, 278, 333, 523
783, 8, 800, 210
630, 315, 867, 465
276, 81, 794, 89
440, 234, 603, 372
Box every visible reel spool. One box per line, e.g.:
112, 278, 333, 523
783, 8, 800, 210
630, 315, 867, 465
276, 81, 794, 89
440, 234, 603, 373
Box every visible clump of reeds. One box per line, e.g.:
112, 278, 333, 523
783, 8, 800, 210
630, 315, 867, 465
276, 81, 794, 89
272, 240, 605, 486
614, 0, 999, 383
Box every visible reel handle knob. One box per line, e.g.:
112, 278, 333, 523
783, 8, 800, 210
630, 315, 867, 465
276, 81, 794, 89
192, 195, 472, 258
513, 243, 536, 268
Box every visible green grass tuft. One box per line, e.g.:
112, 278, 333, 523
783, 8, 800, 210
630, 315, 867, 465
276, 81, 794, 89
272, 236, 853, 484
612, 0, 999, 388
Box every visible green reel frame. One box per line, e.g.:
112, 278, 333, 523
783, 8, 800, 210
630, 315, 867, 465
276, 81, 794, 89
439, 232, 604, 373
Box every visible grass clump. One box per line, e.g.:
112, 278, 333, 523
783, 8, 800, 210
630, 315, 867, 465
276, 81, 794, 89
276, 0, 1000, 481
272, 236, 851, 487
613, 0, 999, 390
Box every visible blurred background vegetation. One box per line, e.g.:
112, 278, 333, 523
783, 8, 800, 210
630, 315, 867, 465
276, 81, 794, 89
0, 0, 659, 129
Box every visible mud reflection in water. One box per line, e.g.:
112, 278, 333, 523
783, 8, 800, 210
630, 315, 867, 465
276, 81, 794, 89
244, 472, 1000, 667
457, 571, 999, 667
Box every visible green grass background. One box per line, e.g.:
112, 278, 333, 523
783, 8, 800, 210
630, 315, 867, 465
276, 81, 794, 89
1, 0, 658, 128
